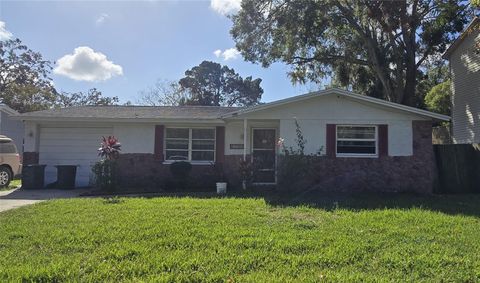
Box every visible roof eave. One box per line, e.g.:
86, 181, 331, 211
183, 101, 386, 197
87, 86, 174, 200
443, 17, 480, 59
13, 115, 226, 124
0, 105, 20, 116
221, 88, 337, 118
341, 91, 451, 122
221, 88, 450, 122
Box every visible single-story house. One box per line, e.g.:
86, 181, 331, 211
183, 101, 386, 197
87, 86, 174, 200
0, 104, 24, 155
17, 88, 449, 193
443, 17, 480, 144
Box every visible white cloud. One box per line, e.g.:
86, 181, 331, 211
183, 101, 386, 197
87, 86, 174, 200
54, 46, 123, 81
213, 48, 241, 61
213, 49, 222, 57
0, 21, 13, 41
222, 48, 241, 60
95, 13, 109, 25
210, 0, 241, 16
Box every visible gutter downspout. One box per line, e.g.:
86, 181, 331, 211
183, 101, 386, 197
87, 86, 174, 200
243, 118, 247, 161
242, 118, 248, 190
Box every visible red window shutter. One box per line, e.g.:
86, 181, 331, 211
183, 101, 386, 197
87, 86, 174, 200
378, 124, 388, 157
326, 124, 336, 158
154, 125, 164, 161
215, 126, 225, 163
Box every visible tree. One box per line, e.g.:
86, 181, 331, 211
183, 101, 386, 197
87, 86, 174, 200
137, 79, 189, 106
416, 63, 450, 107
55, 88, 119, 108
0, 39, 57, 112
424, 80, 452, 115
179, 61, 263, 106
231, 0, 473, 106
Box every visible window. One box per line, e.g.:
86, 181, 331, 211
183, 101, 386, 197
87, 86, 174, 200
165, 128, 215, 162
336, 125, 377, 157
0, 141, 17, 154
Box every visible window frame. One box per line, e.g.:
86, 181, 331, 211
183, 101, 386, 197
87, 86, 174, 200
335, 125, 378, 158
164, 127, 216, 164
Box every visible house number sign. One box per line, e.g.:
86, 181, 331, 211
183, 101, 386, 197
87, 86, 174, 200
230, 144, 244, 149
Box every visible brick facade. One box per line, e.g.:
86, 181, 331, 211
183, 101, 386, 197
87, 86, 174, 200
115, 154, 218, 190
276, 120, 436, 193
23, 152, 39, 165
109, 120, 436, 193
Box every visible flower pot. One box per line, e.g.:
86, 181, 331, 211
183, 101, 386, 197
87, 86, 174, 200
216, 182, 227, 194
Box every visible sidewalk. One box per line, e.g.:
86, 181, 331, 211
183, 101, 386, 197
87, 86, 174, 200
0, 188, 88, 212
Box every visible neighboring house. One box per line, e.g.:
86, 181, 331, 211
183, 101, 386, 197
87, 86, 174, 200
17, 88, 448, 192
0, 104, 24, 155
443, 17, 480, 144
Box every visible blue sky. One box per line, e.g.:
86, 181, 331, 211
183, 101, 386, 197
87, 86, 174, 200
0, 0, 322, 104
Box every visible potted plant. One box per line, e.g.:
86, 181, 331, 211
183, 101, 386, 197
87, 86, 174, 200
212, 163, 227, 194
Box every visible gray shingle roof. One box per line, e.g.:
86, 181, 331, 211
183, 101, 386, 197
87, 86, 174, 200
18, 106, 241, 120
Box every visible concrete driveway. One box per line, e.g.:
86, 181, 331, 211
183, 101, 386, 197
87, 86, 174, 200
0, 188, 88, 212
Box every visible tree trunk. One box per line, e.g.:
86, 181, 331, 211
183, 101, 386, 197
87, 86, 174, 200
401, 23, 418, 107
402, 61, 416, 106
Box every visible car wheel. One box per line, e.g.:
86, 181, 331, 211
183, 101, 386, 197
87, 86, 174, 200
0, 167, 11, 188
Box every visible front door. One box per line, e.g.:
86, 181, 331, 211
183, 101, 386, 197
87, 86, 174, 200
252, 129, 276, 183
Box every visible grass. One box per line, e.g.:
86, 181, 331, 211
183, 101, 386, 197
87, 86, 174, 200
0, 193, 480, 282
0, 179, 21, 191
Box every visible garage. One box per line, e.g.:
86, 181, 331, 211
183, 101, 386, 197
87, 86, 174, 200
39, 127, 113, 187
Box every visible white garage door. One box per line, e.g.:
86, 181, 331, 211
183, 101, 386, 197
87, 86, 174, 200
39, 127, 113, 187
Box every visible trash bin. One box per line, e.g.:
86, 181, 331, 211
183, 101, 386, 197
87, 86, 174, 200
55, 165, 77, 189
22, 164, 46, 190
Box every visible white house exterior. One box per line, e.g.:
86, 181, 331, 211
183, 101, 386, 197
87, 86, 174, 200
17, 88, 448, 193
443, 17, 480, 144
0, 104, 24, 155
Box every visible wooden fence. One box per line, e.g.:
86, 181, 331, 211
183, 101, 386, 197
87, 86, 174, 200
434, 144, 480, 193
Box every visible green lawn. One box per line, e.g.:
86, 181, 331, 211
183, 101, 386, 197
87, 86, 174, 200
1, 194, 480, 282
0, 179, 21, 191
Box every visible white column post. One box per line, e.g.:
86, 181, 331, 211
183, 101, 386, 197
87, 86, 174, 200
24, 121, 40, 152
243, 118, 247, 161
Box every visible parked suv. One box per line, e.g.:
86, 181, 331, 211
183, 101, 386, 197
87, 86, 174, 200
0, 135, 22, 187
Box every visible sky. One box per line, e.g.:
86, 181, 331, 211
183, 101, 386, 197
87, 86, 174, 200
0, 0, 322, 104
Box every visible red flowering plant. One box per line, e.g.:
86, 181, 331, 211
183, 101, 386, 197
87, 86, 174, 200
92, 136, 121, 191
98, 136, 121, 160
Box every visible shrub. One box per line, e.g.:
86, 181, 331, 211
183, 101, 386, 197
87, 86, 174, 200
211, 162, 226, 182
98, 136, 121, 160
92, 136, 121, 191
170, 161, 192, 179
168, 161, 192, 191
92, 159, 117, 192
239, 159, 254, 190
276, 120, 323, 190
